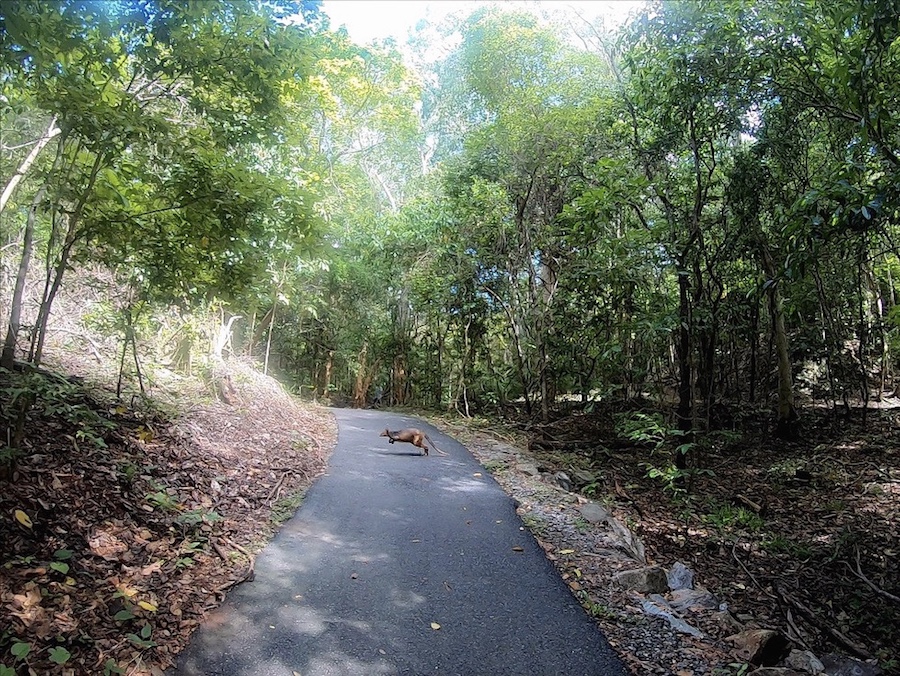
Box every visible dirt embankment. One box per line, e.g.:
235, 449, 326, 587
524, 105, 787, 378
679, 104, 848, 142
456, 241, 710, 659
1, 358, 336, 675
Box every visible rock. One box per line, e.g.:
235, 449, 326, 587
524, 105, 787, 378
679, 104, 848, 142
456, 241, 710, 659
613, 565, 669, 594
667, 561, 695, 590
553, 471, 572, 491
606, 515, 646, 563
750, 669, 806, 676
714, 609, 745, 634
819, 654, 883, 676
668, 587, 719, 612
579, 502, 609, 524
725, 629, 791, 666
518, 461, 540, 476
571, 469, 596, 486
784, 649, 825, 674
641, 597, 704, 638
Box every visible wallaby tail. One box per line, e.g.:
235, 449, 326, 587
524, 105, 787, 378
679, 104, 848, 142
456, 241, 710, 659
426, 434, 449, 456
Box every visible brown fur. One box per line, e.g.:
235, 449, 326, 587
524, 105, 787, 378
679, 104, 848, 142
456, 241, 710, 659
380, 428, 447, 456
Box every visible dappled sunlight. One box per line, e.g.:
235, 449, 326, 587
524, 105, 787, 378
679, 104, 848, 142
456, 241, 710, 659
436, 475, 493, 494
304, 651, 396, 675
387, 587, 427, 610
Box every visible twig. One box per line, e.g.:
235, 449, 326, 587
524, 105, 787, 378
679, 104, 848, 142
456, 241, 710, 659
211, 538, 230, 562
775, 584, 873, 660
214, 558, 255, 596
734, 494, 763, 514
222, 536, 250, 557
267, 471, 288, 503
846, 547, 900, 605
785, 608, 812, 651
731, 540, 777, 599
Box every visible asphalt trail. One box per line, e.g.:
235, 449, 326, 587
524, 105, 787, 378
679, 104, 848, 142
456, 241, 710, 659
174, 408, 628, 675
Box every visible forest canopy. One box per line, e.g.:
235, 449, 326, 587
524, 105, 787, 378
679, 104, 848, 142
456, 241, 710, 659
2, 0, 900, 437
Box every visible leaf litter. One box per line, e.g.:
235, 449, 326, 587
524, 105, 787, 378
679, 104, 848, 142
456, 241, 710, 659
0, 357, 335, 675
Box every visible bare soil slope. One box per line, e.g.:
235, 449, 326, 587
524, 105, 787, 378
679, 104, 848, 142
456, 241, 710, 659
1, 357, 335, 675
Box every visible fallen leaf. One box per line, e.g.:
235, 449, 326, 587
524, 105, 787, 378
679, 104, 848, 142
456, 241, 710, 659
430, 622, 441, 630
559, 549, 575, 555
141, 561, 163, 576
15, 509, 33, 528
116, 584, 139, 598
138, 601, 158, 612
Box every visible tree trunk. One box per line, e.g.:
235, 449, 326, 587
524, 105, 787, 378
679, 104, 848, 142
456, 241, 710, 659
759, 246, 798, 438
2, 186, 45, 368
674, 264, 693, 471
30, 147, 105, 365
30, 214, 75, 365
322, 349, 334, 398
0, 117, 59, 215
264, 304, 276, 375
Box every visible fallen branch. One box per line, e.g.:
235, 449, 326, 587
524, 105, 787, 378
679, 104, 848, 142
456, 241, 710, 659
785, 608, 812, 651
222, 536, 250, 557
214, 559, 255, 598
734, 493, 764, 514
775, 584, 873, 660
731, 540, 776, 599
211, 538, 230, 562
49, 327, 105, 362
267, 471, 288, 503
846, 547, 900, 605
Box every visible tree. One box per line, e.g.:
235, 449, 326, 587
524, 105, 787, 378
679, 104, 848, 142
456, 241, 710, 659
0, 0, 322, 369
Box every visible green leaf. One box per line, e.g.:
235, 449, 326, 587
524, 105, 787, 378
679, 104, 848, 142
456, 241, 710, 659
114, 609, 136, 622
126, 633, 157, 649
48, 647, 71, 665
103, 659, 126, 675
140, 623, 152, 639
0, 664, 17, 676
50, 561, 70, 574
11, 642, 30, 660
53, 549, 73, 560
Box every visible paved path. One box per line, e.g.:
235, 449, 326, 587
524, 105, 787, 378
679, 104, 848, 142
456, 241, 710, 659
175, 409, 628, 675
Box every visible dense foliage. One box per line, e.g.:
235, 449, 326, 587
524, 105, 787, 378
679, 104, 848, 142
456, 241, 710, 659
273, 0, 900, 453
0, 0, 900, 435
4, 0, 900, 471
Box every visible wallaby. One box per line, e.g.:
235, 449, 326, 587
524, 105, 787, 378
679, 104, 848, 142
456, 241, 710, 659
380, 428, 448, 456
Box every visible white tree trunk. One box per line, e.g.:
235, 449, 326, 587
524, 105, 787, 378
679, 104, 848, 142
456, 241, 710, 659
0, 117, 60, 214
